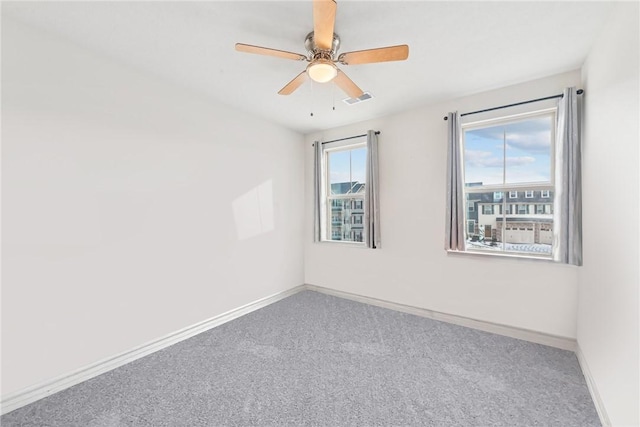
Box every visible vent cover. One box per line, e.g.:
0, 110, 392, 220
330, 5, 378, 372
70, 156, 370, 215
342, 92, 374, 105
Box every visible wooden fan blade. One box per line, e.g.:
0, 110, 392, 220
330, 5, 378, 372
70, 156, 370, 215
278, 71, 308, 95
313, 0, 336, 51
333, 69, 364, 99
338, 45, 409, 65
235, 43, 307, 61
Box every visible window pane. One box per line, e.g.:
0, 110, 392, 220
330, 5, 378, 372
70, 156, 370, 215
466, 195, 554, 256
328, 148, 366, 195
504, 116, 552, 184
464, 115, 552, 187
351, 147, 366, 184
328, 150, 351, 195
464, 127, 504, 186
328, 197, 365, 243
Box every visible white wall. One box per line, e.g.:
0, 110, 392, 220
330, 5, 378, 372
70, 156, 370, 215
578, 3, 639, 426
305, 70, 582, 339
1, 18, 304, 396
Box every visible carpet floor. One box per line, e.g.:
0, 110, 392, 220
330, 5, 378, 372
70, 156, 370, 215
1, 290, 599, 426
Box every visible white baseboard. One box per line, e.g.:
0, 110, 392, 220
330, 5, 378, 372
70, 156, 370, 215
575, 344, 610, 427
304, 284, 577, 351
1, 285, 306, 416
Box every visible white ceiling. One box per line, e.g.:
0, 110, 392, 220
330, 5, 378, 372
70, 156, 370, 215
3, 1, 615, 134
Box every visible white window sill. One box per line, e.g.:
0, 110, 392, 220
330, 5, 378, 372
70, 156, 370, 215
318, 240, 367, 248
446, 249, 557, 263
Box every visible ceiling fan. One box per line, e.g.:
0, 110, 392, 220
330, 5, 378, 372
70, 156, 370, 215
235, 0, 409, 98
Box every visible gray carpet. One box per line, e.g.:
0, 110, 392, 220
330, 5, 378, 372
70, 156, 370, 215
2, 290, 599, 426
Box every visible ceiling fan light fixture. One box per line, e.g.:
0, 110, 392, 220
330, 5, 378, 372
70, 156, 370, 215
307, 60, 338, 83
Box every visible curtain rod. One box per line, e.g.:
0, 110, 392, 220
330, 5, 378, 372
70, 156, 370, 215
317, 131, 380, 145
443, 89, 584, 120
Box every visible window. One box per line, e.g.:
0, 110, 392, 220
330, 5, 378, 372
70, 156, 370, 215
462, 109, 556, 257
467, 201, 475, 212
324, 141, 367, 243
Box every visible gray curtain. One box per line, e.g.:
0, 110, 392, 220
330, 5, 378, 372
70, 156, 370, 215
445, 112, 465, 250
553, 87, 582, 265
313, 141, 323, 242
365, 130, 381, 248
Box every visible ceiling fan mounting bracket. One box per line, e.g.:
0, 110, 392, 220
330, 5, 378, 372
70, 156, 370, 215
304, 31, 340, 59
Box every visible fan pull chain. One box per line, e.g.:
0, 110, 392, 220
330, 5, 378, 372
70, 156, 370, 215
309, 79, 314, 117
332, 84, 336, 111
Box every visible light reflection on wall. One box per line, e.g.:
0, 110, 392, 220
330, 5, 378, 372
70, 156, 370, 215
232, 180, 275, 241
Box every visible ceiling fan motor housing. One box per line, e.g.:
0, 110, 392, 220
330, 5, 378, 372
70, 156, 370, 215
305, 31, 341, 58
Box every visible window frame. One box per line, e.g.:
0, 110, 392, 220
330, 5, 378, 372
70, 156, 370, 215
460, 108, 557, 259
322, 139, 367, 245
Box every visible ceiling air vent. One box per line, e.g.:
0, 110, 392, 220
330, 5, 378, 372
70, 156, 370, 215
342, 92, 373, 105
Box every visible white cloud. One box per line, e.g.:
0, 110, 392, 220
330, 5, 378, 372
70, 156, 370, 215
506, 130, 551, 154
506, 156, 536, 166
465, 150, 535, 168
468, 117, 552, 155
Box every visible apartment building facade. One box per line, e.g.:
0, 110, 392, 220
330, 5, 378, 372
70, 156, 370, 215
329, 182, 365, 242
467, 189, 554, 245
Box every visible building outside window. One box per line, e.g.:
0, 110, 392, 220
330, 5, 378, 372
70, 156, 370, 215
462, 108, 556, 256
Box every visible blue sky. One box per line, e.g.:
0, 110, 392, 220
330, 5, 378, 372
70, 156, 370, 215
328, 147, 366, 193
464, 116, 552, 186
